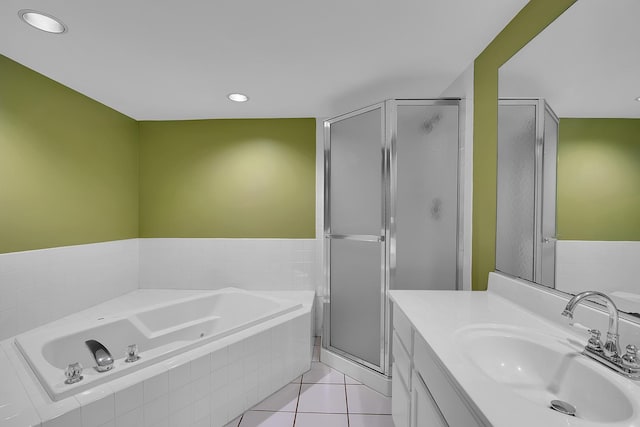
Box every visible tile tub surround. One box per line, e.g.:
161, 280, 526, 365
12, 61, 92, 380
0, 290, 314, 427
0, 239, 139, 340
138, 238, 318, 292
138, 238, 324, 336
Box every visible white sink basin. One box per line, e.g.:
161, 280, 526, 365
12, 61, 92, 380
455, 324, 634, 423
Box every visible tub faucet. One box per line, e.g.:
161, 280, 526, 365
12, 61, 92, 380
85, 340, 114, 372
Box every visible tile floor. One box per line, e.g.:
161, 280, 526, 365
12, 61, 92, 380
223, 338, 393, 427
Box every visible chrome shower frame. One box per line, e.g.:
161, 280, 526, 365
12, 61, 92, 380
323, 99, 463, 377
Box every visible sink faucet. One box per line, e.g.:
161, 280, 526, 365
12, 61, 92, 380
85, 340, 114, 372
562, 291, 620, 357
561, 291, 640, 380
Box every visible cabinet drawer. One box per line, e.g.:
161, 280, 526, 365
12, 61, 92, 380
392, 364, 411, 427
414, 334, 486, 427
412, 370, 448, 427
393, 306, 413, 355
392, 331, 412, 389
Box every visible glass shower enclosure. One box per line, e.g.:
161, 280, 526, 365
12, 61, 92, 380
323, 99, 462, 375
496, 99, 559, 288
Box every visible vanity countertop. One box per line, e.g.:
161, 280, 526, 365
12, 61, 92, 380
389, 286, 640, 427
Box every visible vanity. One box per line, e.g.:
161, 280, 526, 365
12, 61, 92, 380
390, 272, 640, 427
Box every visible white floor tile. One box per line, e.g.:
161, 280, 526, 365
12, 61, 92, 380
239, 411, 295, 427
344, 375, 361, 385
294, 413, 348, 427
345, 385, 391, 414
301, 362, 345, 384
348, 414, 394, 427
250, 383, 300, 412
297, 384, 347, 414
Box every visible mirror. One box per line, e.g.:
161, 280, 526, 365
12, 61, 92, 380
497, 0, 640, 315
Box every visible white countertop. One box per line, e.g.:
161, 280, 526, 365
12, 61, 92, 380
389, 288, 640, 427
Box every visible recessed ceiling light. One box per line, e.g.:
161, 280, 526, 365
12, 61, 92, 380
228, 93, 249, 103
635, 96, 640, 102
18, 10, 67, 34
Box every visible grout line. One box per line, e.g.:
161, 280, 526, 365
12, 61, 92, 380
344, 380, 350, 427
292, 378, 302, 427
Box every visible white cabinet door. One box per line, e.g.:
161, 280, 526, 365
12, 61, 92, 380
412, 370, 448, 427
392, 364, 411, 427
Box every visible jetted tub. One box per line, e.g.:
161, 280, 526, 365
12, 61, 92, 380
15, 288, 303, 401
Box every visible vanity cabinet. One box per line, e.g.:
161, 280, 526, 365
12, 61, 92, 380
392, 306, 487, 427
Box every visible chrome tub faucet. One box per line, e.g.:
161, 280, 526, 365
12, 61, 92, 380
85, 339, 114, 372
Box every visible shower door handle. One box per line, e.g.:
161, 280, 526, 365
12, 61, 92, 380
325, 234, 385, 243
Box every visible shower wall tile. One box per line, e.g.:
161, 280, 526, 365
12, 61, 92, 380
0, 239, 139, 340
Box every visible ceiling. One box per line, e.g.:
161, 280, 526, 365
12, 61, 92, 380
1, 0, 528, 120
499, 0, 640, 118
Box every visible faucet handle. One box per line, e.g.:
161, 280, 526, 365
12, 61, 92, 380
64, 362, 84, 384
125, 344, 140, 363
587, 329, 603, 352
622, 345, 640, 368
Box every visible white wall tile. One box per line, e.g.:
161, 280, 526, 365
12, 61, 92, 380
115, 407, 143, 427
139, 238, 318, 292
168, 404, 193, 427
167, 362, 190, 390
114, 383, 143, 417
190, 354, 211, 381
168, 383, 192, 413
77, 387, 115, 427
0, 239, 138, 339
143, 394, 168, 427
556, 240, 640, 296
192, 395, 210, 421
42, 408, 82, 427
143, 372, 168, 403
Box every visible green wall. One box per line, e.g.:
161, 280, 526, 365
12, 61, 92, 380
0, 54, 139, 254
557, 118, 640, 241
472, 0, 577, 290
139, 119, 315, 238
1, 54, 316, 253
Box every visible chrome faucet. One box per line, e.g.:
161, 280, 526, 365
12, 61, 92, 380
85, 340, 114, 372
561, 291, 640, 379
562, 291, 620, 357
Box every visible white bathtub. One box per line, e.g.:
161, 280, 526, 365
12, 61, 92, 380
15, 288, 303, 402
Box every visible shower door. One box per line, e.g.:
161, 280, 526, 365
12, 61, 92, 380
324, 103, 387, 373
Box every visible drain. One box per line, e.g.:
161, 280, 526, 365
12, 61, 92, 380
550, 400, 576, 416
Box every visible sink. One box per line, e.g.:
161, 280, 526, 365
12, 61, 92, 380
455, 324, 634, 423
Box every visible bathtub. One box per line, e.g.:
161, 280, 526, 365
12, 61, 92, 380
14, 288, 305, 402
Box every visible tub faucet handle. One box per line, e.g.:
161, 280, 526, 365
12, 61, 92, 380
125, 344, 140, 363
65, 362, 84, 384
